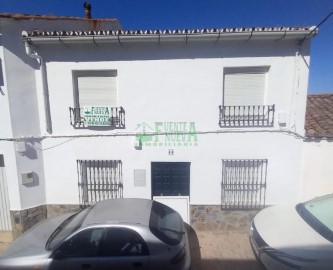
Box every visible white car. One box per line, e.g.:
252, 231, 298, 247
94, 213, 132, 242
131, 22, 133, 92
250, 194, 333, 270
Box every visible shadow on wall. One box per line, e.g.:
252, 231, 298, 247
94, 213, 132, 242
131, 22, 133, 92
16, 139, 42, 160
37, 39, 302, 63
22, 171, 40, 188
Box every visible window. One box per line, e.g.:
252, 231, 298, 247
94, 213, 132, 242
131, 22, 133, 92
77, 160, 123, 206
58, 228, 104, 257
221, 159, 268, 209
74, 70, 118, 108
70, 70, 125, 128
219, 67, 274, 127
223, 67, 268, 106
100, 228, 149, 256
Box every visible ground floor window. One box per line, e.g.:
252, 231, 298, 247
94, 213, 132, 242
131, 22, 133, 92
77, 160, 123, 206
221, 159, 267, 209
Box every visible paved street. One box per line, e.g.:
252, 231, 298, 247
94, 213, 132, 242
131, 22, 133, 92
1, 227, 264, 270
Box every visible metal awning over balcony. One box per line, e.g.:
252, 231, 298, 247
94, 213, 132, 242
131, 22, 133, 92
70, 107, 125, 128
219, 105, 275, 127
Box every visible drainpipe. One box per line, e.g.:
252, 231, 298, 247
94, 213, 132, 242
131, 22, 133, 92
24, 41, 52, 134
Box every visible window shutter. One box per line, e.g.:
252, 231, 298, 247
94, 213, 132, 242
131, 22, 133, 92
224, 72, 266, 106
78, 76, 117, 107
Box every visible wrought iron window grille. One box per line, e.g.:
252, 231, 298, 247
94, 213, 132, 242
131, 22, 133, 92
219, 105, 275, 127
221, 159, 268, 209
77, 160, 123, 207
69, 107, 125, 129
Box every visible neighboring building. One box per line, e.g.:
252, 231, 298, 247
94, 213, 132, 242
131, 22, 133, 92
0, 12, 317, 237
302, 94, 333, 200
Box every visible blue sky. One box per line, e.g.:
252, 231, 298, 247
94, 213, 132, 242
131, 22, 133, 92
1, 0, 332, 93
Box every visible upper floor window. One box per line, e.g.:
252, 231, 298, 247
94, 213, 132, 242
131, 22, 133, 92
70, 70, 125, 129
219, 67, 275, 127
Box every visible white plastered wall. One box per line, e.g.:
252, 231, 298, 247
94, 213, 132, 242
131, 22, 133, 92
35, 39, 309, 206
301, 140, 333, 200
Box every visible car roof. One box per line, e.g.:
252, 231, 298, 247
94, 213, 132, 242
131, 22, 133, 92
82, 198, 153, 227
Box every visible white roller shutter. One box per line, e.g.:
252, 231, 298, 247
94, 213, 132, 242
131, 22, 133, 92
224, 72, 266, 106
78, 76, 117, 107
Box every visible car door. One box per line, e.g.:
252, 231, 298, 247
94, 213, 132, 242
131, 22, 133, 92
98, 227, 150, 270
48, 227, 104, 270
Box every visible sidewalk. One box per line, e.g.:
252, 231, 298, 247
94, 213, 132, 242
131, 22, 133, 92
0, 231, 12, 256
187, 225, 264, 270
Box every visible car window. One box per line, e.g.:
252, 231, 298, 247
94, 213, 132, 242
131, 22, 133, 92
58, 228, 104, 257
303, 194, 333, 231
296, 194, 333, 242
100, 227, 149, 256
47, 207, 93, 250
149, 201, 184, 245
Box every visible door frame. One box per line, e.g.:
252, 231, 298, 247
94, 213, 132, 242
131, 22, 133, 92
151, 162, 190, 223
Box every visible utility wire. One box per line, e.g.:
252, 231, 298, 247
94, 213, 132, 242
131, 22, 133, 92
300, 11, 333, 45
0, 128, 306, 142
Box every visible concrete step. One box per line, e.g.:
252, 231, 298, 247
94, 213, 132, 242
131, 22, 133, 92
0, 231, 13, 243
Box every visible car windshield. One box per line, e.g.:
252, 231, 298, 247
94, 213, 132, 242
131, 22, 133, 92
46, 207, 92, 250
296, 194, 333, 242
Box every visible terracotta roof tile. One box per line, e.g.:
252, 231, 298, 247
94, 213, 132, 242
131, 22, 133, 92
305, 94, 333, 138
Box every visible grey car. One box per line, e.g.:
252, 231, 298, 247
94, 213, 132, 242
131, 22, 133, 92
0, 199, 191, 270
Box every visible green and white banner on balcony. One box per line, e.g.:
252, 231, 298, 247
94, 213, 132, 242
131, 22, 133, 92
83, 106, 111, 127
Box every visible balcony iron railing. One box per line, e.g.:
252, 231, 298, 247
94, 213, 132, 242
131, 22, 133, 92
219, 104, 275, 127
70, 107, 125, 128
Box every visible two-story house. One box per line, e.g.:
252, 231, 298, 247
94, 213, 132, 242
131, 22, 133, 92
0, 12, 317, 237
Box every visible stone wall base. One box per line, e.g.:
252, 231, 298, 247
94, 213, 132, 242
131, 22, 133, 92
10, 204, 260, 239
191, 205, 259, 232
10, 205, 47, 239
10, 204, 80, 239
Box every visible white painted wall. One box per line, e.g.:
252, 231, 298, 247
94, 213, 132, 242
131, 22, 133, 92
34, 39, 309, 207
41, 132, 303, 206
301, 140, 333, 200
0, 28, 21, 210
0, 17, 313, 210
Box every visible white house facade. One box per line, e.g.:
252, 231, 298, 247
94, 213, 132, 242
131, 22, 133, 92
0, 13, 317, 237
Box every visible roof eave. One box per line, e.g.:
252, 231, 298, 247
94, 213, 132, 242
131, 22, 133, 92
22, 30, 317, 45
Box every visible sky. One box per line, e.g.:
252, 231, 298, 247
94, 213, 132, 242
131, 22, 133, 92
0, 0, 332, 94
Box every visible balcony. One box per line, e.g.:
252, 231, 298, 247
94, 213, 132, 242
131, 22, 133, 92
70, 107, 125, 129
219, 104, 275, 127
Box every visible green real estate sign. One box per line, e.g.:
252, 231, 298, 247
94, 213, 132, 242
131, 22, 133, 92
83, 106, 111, 127
135, 122, 198, 147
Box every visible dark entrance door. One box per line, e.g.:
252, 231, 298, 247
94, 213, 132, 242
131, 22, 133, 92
151, 162, 190, 197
